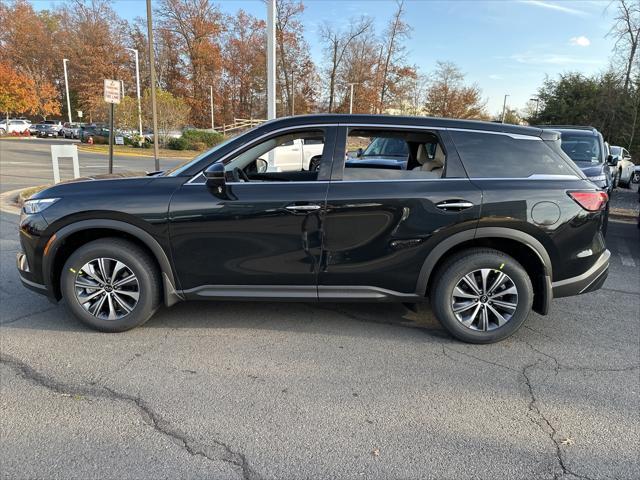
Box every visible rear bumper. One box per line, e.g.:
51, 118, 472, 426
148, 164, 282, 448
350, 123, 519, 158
552, 250, 610, 298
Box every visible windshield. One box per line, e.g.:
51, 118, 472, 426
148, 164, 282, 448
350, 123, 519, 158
165, 137, 235, 176
559, 134, 602, 164
363, 137, 408, 157
610, 146, 621, 155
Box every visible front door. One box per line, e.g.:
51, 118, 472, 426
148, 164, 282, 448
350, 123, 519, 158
319, 126, 482, 300
169, 127, 335, 299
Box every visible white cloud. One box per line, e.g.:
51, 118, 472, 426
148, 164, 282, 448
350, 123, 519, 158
519, 0, 588, 17
488, 74, 503, 80
569, 36, 591, 47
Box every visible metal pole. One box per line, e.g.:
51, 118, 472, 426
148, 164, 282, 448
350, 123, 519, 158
530, 97, 539, 117
501, 94, 509, 123
127, 48, 143, 138
63, 59, 72, 123
267, 0, 276, 121
210, 85, 215, 130
108, 103, 114, 173
349, 83, 355, 114
291, 70, 294, 116
146, 0, 160, 171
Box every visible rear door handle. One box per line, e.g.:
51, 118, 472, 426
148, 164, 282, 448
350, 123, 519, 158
435, 200, 474, 211
286, 204, 321, 212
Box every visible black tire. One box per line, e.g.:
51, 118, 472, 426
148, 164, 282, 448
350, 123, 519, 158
61, 238, 161, 332
430, 248, 533, 344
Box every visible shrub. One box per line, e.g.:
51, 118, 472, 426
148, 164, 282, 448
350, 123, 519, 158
167, 136, 189, 150
182, 129, 224, 148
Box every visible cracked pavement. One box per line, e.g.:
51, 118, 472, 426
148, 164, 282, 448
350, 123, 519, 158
1, 207, 638, 479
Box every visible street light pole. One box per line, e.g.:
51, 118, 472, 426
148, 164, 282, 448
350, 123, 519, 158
62, 59, 72, 123
146, 0, 159, 171
126, 48, 143, 138
348, 83, 357, 114
529, 97, 539, 117
210, 85, 215, 130
501, 94, 510, 124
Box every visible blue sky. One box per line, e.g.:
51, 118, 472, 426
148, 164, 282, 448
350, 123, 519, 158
33, 0, 618, 113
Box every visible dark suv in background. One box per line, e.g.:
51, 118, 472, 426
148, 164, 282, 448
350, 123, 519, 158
17, 115, 610, 344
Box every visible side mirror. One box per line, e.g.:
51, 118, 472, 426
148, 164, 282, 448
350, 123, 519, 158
256, 158, 268, 173
357, 148, 364, 158
606, 154, 615, 166
204, 162, 225, 188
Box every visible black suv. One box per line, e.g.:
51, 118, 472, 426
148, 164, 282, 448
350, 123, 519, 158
17, 115, 610, 343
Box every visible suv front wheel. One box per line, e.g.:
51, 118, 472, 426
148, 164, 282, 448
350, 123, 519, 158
61, 238, 161, 332
431, 248, 533, 344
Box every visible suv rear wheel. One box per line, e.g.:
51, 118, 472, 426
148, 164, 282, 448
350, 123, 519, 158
431, 248, 533, 344
61, 238, 161, 332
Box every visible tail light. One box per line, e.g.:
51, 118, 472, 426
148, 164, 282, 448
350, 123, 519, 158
568, 191, 608, 211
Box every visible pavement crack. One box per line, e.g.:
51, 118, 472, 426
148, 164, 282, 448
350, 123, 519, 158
0, 305, 59, 326
1, 353, 261, 480
522, 362, 595, 480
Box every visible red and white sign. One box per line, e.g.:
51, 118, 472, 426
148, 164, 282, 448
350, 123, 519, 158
103, 79, 121, 104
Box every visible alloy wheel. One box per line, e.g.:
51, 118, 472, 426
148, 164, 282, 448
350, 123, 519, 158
450, 268, 519, 332
74, 257, 140, 320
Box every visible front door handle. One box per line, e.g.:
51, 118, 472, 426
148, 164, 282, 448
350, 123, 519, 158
435, 200, 474, 211
285, 204, 321, 212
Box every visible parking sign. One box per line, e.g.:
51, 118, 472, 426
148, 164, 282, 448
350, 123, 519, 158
104, 79, 121, 104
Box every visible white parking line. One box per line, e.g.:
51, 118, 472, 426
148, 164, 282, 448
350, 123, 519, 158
617, 239, 637, 268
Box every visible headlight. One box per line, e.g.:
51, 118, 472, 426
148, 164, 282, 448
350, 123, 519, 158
587, 175, 606, 182
23, 198, 60, 214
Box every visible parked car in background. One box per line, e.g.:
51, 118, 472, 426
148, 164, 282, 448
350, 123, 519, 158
0, 119, 31, 135
30, 124, 47, 137
632, 165, 640, 184
17, 114, 610, 344
61, 122, 85, 139
609, 146, 635, 188
80, 124, 109, 143
345, 136, 410, 170
260, 136, 324, 171
40, 120, 63, 136
38, 124, 61, 138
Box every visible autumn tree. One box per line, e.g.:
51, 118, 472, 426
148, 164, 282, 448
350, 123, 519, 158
143, 89, 190, 142
156, 0, 224, 127
0, 62, 37, 124
609, 0, 640, 91
424, 61, 488, 120
275, 0, 317, 115
319, 16, 372, 112
375, 0, 411, 113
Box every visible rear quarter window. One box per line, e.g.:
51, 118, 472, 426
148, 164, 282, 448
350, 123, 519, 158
450, 131, 576, 178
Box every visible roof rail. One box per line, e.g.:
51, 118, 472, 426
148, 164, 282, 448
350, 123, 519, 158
536, 125, 598, 133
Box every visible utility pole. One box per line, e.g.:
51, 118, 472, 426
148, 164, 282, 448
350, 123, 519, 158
210, 86, 215, 130
267, 0, 276, 121
291, 70, 295, 116
63, 59, 72, 123
348, 83, 357, 114
501, 94, 510, 124
126, 48, 143, 139
146, 0, 160, 171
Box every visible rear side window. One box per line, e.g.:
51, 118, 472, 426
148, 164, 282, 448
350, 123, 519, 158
450, 131, 575, 178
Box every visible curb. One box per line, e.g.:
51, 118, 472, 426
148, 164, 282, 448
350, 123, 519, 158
0, 188, 24, 215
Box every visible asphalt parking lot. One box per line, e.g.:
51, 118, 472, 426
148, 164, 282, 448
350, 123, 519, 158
1, 138, 639, 479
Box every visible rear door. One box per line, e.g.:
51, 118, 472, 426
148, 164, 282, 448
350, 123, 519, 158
318, 125, 482, 299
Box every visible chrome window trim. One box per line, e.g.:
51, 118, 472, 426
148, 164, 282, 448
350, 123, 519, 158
185, 121, 563, 185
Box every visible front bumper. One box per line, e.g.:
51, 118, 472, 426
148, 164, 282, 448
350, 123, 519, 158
16, 251, 49, 295
552, 250, 610, 298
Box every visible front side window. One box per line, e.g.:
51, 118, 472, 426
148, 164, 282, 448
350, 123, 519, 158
343, 129, 447, 181
224, 129, 326, 182
450, 131, 575, 178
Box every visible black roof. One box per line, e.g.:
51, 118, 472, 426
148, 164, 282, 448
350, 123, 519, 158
257, 114, 546, 137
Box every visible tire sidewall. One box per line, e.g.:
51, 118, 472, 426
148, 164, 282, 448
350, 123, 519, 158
433, 251, 533, 344
61, 241, 159, 332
